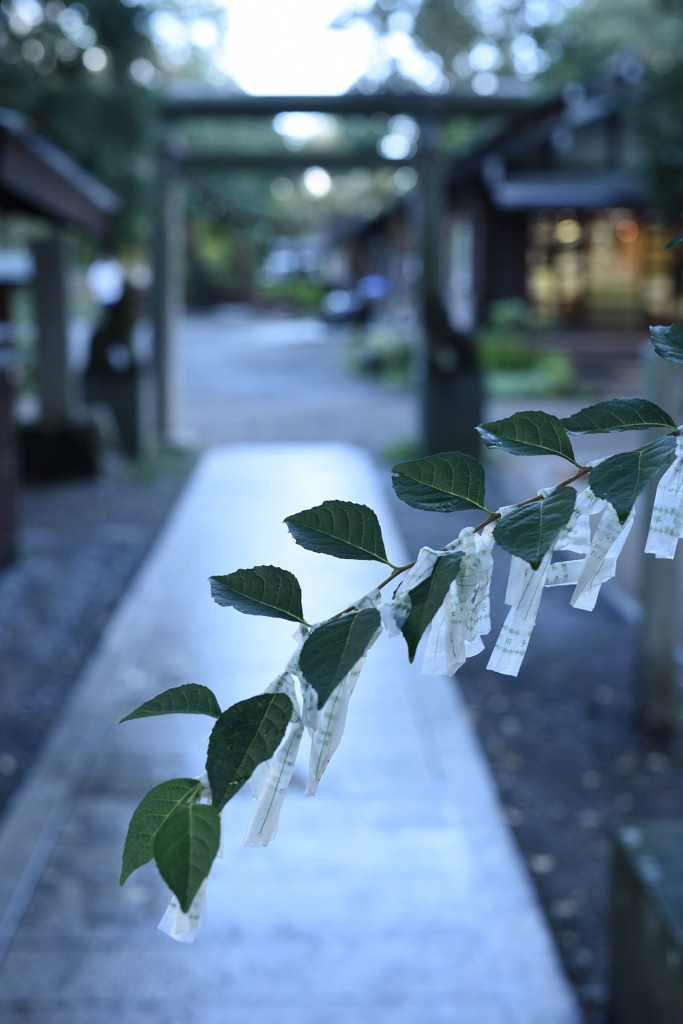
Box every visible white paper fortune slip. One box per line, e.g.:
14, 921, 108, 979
570, 501, 635, 611
553, 485, 598, 555
422, 525, 495, 676
286, 625, 321, 731
645, 432, 683, 559
486, 487, 596, 677
243, 720, 305, 846
305, 620, 381, 797
249, 668, 301, 799
380, 546, 442, 636
158, 879, 208, 943
487, 548, 554, 677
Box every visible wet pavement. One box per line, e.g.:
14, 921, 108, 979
177, 305, 419, 452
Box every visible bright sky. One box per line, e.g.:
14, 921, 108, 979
216, 0, 377, 96
153, 0, 580, 101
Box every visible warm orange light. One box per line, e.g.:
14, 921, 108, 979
615, 218, 639, 243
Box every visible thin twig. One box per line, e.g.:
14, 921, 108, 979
325, 435, 676, 622
329, 562, 415, 619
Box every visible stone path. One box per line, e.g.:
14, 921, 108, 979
0, 442, 580, 1024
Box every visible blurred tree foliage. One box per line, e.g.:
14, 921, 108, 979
532, 0, 683, 219
358, 0, 683, 216
0, 0, 226, 247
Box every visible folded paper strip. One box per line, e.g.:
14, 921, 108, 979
645, 431, 683, 558
422, 526, 495, 676
244, 607, 383, 848
303, 603, 382, 797
243, 669, 304, 847
381, 547, 442, 637
487, 484, 635, 677
158, 879, 208, 943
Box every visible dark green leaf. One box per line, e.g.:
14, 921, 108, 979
120, 778, 202, 885
299, 608, 381, 709
664, 231, 683, 251
120, 684, 221, 723
477, 411, 576, 464
401, 552, 464, 662
589, 435, 677, 523
154, 804, 221, 913
650, 324, 683, 364
493, 487, 577, 570
562, 398, 676, 435
206, 693, 293, 810
285, 500, 390, 564
391, 452, 488, 513
210, 566, 306, 624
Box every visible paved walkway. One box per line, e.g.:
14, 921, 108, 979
0, 442, 579, 1023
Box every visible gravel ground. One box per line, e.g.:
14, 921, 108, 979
0, 447, 195, 819
2, 312, 681, 1023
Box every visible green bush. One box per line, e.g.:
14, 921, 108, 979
253, 277, 328, 313
343, 324, 415, 387
478, 299, 575, 395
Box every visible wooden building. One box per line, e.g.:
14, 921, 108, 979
0, 108, 117, 566
339, 71, 675, 338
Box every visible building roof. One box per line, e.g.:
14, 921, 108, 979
486, 170, 648, 211
446, 68, 649, 211
0, 108, 119, 233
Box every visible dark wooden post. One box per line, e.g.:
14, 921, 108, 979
153, 147, 185, 437
33, 237, 77, 422
638, 350, 683, 735
417, 117, 482, 456
0, 284, 16, 566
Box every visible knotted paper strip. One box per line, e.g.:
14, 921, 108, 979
380, 546, 442, 636
249, 670, 301, 798
542, 486, 597, 589
645, 432, 683, 559
285, 625, 321, 731
487, 548, 554, 677
305, 622, 382, 796
158, 879, 207, 944
422, 525, 495, 676
243, 720, 305, 846
539, 485, 607, 592
554, 485, 601, 555
570, 502, 635, 611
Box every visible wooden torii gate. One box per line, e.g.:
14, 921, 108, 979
154, 89, 536, 453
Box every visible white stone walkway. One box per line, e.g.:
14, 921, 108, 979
0, 444, 581, 1024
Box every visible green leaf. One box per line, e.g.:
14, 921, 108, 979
493, 487, 577, 570
299, 608, 381, 709
285, 500, 391, 564
120, 778, 202, 885
206, 693, 293, 810
391, 452, 489, 513
650, 324, 683, 364
477, 411, 577, 464
401, 552, 464, 662
562, 398, 676, 435
664, 231, 683, 251
120, 684, 221, 723
153, 804, 221, 913
210, 566, 306, 624
589, 435, 677, 523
